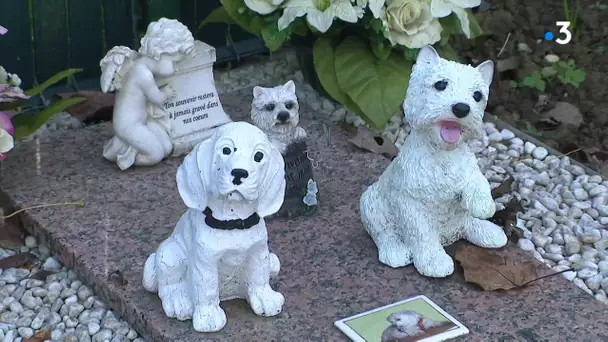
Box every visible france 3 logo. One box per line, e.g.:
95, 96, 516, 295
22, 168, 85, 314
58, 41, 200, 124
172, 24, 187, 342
544, 21, 572, 45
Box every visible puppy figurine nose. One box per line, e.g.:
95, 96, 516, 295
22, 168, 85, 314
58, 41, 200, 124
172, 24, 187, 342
451, 103, 470, 118
231, 168, 249, 185
277, 111, 290, 122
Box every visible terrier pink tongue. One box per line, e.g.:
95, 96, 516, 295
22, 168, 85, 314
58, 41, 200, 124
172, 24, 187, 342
440, 121, 462, 144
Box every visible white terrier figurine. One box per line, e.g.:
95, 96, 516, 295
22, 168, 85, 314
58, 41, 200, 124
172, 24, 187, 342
100, 18, 195, 170
360, 45, 507, 278
142, 121, 286, 332
251, 80, 318, 218
251, 80, 306, 153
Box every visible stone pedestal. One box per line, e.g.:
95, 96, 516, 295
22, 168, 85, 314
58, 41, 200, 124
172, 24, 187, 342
156, 40, 232, 156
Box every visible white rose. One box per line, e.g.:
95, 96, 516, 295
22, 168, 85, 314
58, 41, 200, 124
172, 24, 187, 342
430, 0, 480, 37
244, 0, 286, 15
0, 128, 14, 154
383, 0, 442, 48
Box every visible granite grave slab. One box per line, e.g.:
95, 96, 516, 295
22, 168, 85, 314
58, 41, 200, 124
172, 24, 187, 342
1, 89, 608, 341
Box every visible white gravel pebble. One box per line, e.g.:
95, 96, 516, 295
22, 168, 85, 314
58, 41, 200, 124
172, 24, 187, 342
42, 257, 62, 271
0, 236, 146, 341
23, 236, 37, 248
531, 147, 549, 160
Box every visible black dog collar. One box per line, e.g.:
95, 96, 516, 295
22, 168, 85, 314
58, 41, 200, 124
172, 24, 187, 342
203, 207, 260, 230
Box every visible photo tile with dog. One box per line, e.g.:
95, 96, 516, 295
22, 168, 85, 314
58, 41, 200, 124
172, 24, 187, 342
334, 295, 468, 342
251, 80, 319, 219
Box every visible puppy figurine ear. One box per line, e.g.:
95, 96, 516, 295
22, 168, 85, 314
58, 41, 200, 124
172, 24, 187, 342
176, 138, 213, 211
282, 80, 296, 94
475, 60, 494, 87
253, 86, 265, 99
416, 45, 440, 65
257, 146, 286, 217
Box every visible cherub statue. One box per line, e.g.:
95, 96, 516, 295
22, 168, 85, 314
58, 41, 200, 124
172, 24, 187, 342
100, 18, 195, 170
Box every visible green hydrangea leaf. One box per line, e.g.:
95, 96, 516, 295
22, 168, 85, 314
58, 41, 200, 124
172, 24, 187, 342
313, 36, 364, 116
334, 36, 412, 129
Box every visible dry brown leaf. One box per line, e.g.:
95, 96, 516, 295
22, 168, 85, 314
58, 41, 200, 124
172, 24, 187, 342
107, 270, 128, 286
454, 244, 540, 291
337, 121, 358, 136
491, 175, 514, 199
539, 102, 583, 128
0, 207, 25, 249
57, 91, 114, 123
580, 147, 608, 175
496, 56, 520, 73
488, 177, 523, 241
29, 269, 57, 281
22, 329, 51, 342
0, 252, 38, 269
348, 126, 399, 160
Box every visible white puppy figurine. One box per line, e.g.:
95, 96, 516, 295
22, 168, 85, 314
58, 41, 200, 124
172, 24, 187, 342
142, 121, 286, 332
360, 45, 508, 278
381, 310, 443, 341
251, 80, 307, 154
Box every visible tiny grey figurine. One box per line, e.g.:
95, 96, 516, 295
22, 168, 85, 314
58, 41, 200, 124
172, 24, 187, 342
250, 80, 318, 218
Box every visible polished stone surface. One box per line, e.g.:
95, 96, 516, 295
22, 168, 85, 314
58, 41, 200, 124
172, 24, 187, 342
2, 89, 608, 341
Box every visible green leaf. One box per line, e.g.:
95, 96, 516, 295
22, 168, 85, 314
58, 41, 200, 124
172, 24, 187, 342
438, 14, 459, 45
25, 68, 83, 97
219, 0, 265, 36
541, 66, 557, 78
370, 18, 385, 34
198, 7, 235, 29
537, 79, 546, 91
440, 12, 483, 39
12, 97, 87, 140
403, 48, 418, 60
467, 12, 484, 39
520, 71, 545, 91
0, 99, 28, 111
334, 36, 413, 129
261, 23, 289, 51
370, 41, 392, 60
569, 69, 585, 86
434, 43, 460, 62
312, 36, 364, 115
290, 18, 309, 36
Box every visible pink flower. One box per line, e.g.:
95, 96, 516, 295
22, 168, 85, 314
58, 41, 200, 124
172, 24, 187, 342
0, 111, 14, 135
0, 25, 7, 35
0, 111, 14, 160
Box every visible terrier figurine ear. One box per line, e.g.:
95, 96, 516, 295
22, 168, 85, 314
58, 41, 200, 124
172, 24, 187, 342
475, 60, 495, 87
253, 86, 265, 98
416, 45, 440, 65
282, 80, 296, 94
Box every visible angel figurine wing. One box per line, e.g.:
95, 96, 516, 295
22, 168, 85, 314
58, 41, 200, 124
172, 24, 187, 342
99, 46, 139, 93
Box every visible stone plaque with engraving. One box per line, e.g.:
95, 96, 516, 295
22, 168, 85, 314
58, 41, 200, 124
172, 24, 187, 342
270, 139, 319, 219
156, 41, 232, 156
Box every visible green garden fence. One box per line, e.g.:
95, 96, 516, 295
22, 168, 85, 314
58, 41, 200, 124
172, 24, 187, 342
0, 0, 266, 90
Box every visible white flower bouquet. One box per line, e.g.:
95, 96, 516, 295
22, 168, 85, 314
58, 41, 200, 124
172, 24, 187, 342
201, 0, 483, 128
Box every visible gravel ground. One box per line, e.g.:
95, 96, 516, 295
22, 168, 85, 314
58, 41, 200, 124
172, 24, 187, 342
2, 48, 607, 341
0, 239, 144, 342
